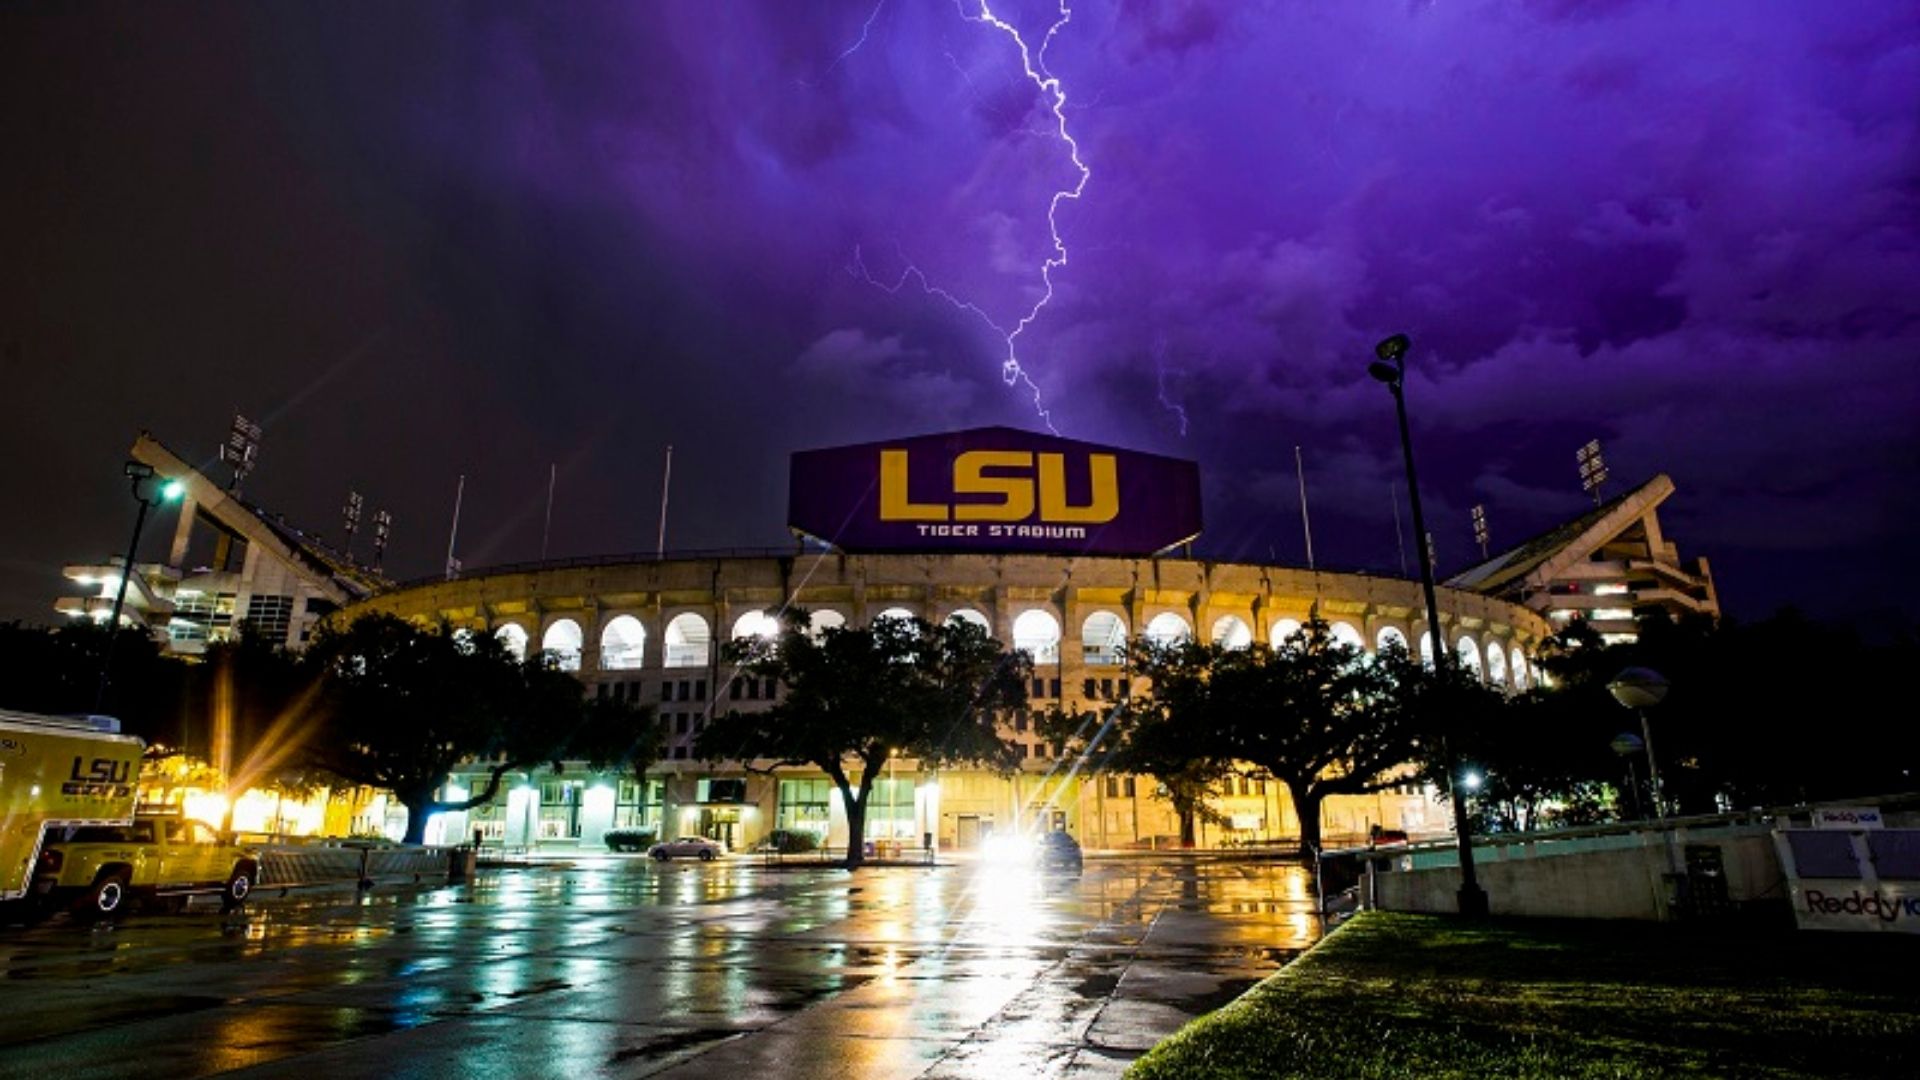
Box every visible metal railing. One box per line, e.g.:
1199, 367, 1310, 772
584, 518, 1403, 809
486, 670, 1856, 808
257, 842, 458, 889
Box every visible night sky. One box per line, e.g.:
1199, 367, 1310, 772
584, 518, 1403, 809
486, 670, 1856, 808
3, 1, 1916, 630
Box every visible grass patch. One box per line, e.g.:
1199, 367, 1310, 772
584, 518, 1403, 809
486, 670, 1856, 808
1127, 911, 1919, 1079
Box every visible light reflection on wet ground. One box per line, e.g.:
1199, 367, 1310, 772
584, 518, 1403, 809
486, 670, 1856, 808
0, 855, 1318, 1079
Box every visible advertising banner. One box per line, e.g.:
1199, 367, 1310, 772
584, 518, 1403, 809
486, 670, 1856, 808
1776, 827, 1920, 933
788, 427, 1202, 556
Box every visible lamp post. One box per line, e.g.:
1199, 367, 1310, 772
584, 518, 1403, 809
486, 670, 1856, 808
1368, 333, 1489, 918
1608, 668, 1669, 818
95, 462, 186, 710
1610, 732, 1646, 819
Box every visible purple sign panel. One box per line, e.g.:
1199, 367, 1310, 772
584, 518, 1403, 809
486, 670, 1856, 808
788, 427, 1202, 555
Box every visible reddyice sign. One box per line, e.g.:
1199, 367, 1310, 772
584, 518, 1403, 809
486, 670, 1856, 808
788, 428, 1202, 555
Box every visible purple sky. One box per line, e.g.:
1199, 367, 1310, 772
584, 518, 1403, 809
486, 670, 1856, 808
2, 1, 1916, 629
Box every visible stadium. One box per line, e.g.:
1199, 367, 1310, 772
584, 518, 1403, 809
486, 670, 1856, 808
338, 427, 1564, 854
64, 426, 1718, 852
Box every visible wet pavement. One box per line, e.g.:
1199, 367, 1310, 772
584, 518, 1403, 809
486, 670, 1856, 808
0, 854, 1321, 1079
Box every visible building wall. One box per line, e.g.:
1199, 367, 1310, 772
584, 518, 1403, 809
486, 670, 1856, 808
347, 552, 1553, 851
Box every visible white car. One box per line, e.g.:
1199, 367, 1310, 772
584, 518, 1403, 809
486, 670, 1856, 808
647, 836, 724, 862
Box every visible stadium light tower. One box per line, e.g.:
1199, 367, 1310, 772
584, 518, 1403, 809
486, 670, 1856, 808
1577, 439, 1608, 506
96, 461, 187, 709
1367, 332, 1490, 918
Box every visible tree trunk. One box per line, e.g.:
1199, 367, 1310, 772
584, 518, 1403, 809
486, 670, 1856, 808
1290, 783, 1323, 857
826, 762, 876, 869
399, 789, 436, 845
1176, 800, 1198, 848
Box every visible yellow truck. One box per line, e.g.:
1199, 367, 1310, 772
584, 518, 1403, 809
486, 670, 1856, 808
1, 709, 144, 908
34, 808, 261, 918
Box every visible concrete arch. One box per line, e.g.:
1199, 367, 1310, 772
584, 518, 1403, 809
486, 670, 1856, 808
808, 609, 847, 638
873, 606, 916, 626
1329, 621, 1366, 654
1012, 609, 1061, 663
1082, 610, 1126, 666
1509, 645, 1529, 690
1376, 625, 1410, 657
944, 608, 990, 633
1210, 614, 1252, 650
1456, 636, 1482, 680
1271, 618, 1304, 646
1484, 640, 1509, 686
1144, 611, 1191, 647
542, 618, 584, 672
600, 615, 646, 670
731, 609, 780, 641
664, 612, 711, 668
494, 622, 529, 662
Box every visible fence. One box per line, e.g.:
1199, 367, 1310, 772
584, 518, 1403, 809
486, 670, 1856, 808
257, 842, 459, 890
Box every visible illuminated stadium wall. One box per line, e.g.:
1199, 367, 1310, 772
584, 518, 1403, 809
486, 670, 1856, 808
345, 550, 1552, 852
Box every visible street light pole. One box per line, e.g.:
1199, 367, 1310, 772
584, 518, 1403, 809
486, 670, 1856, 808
1368, 333, 1489, 918
96, 462, 186, 711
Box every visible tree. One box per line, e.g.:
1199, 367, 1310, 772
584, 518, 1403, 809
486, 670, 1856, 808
697, 612, 1028, 867
303, 614, 659, 844
1039, 647, 1234, 848
1183, 622, 1415, 855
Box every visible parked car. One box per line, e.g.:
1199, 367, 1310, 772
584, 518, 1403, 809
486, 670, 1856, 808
1034, 829, 1083, 872
34, 809, 261, 920
647, 836, 724, 862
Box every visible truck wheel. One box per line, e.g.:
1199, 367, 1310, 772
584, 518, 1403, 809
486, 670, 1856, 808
78, 871, 130, 922
222, 863, 257, 912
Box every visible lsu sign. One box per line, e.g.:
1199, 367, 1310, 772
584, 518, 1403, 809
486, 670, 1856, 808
788, 427, 1202, 555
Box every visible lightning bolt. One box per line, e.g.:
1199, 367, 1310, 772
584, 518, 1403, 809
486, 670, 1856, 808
840, 0, 1090, 434
1154, 338, 1191, 437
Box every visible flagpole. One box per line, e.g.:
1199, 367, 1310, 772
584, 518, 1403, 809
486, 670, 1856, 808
445, 475, 465, 581
656, 445, 673, 559
1295, 446, 1315, 570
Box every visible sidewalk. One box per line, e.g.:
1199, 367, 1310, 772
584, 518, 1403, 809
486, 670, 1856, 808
1127, 910, 1920, 1079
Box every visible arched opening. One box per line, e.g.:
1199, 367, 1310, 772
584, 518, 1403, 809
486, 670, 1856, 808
1271, 618, 1303, 646
944, 608, 990, 634
1456, 636, 1483, 680
494, 623, 529, 662
873, 606, 916, 626
1376, 625, 1410, 658
1420, 629, 1438, 668
1082, 610, 1126, 666
542, 619, 584, 672
731, 609, 780, 641
808, 609, 847, 638
600, 615, 646, 670
1012, 610, 1061, 663
1144, 612, 1191, 647
1485, 642, 1508, 687
663, 613, 711, 668
1510, 646, 1529, 690
1329, 621, 1366, 654
1210, 615, 1252, 650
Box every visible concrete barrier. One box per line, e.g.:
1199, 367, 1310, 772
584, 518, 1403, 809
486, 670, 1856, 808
1370, 826, 1783, 921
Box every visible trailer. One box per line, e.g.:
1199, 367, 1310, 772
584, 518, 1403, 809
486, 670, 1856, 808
0, 710, 144, 902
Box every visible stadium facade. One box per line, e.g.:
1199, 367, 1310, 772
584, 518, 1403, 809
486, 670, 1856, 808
61, 426, 1720, 852
342, 428, 1558, 853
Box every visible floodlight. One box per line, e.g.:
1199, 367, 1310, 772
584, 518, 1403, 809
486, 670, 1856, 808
1367, 361, 1401, 384
1375, 333, 1410, 362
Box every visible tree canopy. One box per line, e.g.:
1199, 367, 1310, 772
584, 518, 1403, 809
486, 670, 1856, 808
304, 614, 659, 843
696, 611, 1029, 866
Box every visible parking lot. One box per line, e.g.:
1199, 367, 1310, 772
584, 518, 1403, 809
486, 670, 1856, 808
0, 854, 1320, 1079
